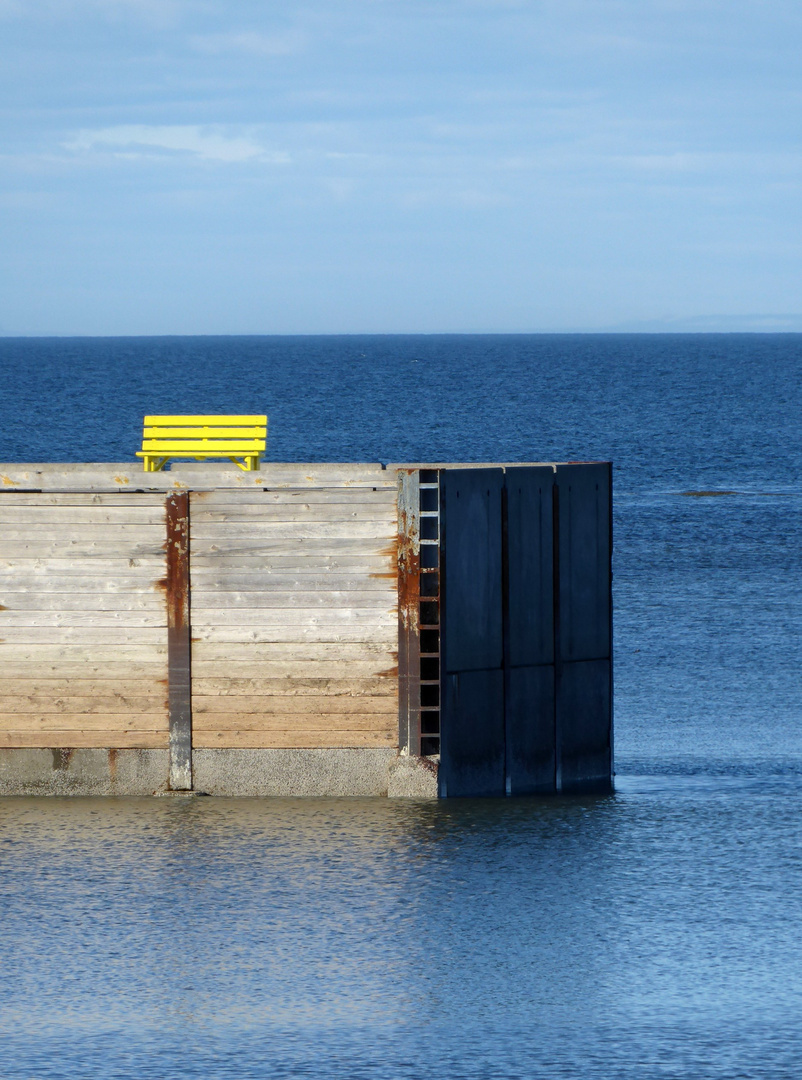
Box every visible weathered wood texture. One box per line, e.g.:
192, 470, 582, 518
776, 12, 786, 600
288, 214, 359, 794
0, 463, 394, 492
0, 494, 169, 748
189, 488, 399, 749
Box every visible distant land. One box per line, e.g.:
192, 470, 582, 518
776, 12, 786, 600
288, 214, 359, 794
604, 314, 802, 333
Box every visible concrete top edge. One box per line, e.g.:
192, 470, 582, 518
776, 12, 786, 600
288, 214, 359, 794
0, 460, 610, 492
0, 462, 391, 491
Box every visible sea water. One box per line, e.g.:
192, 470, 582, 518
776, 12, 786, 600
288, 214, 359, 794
1, 334, 801, 1078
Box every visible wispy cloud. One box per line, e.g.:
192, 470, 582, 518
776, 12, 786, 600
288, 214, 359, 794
0, 0, 187, 24
189, 30, 304, 57
64, 125, 290, 164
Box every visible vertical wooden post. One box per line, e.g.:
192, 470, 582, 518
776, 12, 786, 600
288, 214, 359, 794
397, 469, 421, 756
165, 492, 192, 790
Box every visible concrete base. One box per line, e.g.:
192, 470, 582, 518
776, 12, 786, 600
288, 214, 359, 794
0, 747, 440, 798
193, 748, 398, 796
387, 754, 439, 798
0, 748, 170, 796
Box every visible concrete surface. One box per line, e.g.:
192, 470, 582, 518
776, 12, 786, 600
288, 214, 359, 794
0, 748, 170, 796
0, 747, 440, 798
193, 748, 398, 796
387, 754, 439, 797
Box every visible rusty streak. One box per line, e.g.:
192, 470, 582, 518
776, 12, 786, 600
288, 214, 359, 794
165, 492, 192, 790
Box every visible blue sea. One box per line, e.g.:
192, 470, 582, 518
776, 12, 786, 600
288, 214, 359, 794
1, 334, 802, 1078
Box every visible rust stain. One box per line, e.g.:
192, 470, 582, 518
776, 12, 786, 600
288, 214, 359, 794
1, 475, 20, 486
113, 475, 130, 485
380, 541, 399, 560
0, 604, 6, 611
154, 576, 169, 592
378, 665, 399, 679
171, 480, 188, 489
165, 493, 189, 630
370, 570, 397, 580
397, 511, 420, 636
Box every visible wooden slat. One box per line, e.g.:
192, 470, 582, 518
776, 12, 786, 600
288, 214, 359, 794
190, 522, 394, 540
0, 594, 166, 611
192, 641, 394, 661
0, 507, 166, 524
0, 494, 166, 506
190, 627, 396, 644
144, 414, 267, 425
0, 679, 167, 697
0, 613, 166, 627
0, 542, 167, 558
194, 717, 395, 734
0, 646, 166, 664
191, 508, 396, 524
0, 696, 166, 714
0, 628, 166, 643
192, 677, 396, 696
175, 591, 393, 610
0, 559, 166, 575
0, 662, 168, 679
191, 660, 397, 679
143, 427, 265, 439
191, 605, 394, 622
186, 575, 394, 594
0, 713, 166, 729
193, 695, 396, 715
139, 441, 265, 453
0, 730, 169, 748
0, 578, 165, 596
188, 556, 395, 572
190, 539, 396, 557
0, 524, 164, 542
191, 490, 397, 506
193, 730, 396, 749
0, 463, 394, 491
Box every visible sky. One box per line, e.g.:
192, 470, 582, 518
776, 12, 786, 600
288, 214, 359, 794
2, 0, 801, 335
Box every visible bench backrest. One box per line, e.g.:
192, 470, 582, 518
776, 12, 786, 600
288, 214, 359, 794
141, 415, 268, 465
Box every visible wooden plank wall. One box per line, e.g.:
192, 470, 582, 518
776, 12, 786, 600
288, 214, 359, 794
189, 484, 399, 749
0, 494, 169, 748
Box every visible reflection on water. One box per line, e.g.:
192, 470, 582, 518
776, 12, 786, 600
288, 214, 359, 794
2, 789, 801, 1079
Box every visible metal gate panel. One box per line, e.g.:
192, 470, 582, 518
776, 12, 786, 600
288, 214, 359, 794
506, 665, 555, 794
439, 468, 505, 796
505, 466, 555, 668
555, 463, 612, 663
504, 466, 557, 793
440, 670, 505, 797
557, 659, 612, 791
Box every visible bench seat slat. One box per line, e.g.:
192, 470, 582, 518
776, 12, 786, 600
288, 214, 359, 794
144, 415, 267, 426
139, 442, 266, 453
143, 427, 265, 439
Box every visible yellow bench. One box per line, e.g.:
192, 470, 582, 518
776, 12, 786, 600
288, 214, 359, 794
137, 415, 267, 472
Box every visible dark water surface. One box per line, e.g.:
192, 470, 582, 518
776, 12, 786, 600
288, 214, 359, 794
1, 334, 801, 1077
